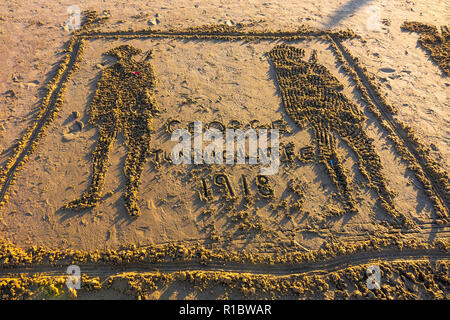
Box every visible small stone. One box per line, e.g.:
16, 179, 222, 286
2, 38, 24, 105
62, 133, 76, 142
379, 67, 395, 73
148, 18, 160, 26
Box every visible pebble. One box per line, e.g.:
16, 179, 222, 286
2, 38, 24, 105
62, 133, 76, 142
148, 18, 160, 26
3, 89, 16, 98
72, 111, 80, 119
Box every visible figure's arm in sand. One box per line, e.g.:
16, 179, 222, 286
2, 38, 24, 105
138, 63, 160, 117
88, 68, 117, 126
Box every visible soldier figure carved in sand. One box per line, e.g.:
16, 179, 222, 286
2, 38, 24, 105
268, 44, 412, 227
65, 45, 159, 217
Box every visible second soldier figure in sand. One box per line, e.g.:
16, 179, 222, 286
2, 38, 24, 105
268, 44, 412, 227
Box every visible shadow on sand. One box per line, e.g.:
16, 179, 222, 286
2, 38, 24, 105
323, 0, 374, 29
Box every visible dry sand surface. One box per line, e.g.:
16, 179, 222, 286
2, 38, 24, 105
0, 0, 448, 262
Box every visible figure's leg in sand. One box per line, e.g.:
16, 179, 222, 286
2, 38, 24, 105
122, 117, 152, 217
65, 124, 118, 210
313, 123, 357, 213
337, 123, 413, 227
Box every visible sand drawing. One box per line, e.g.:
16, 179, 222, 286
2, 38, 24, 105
0, 8, 448, 300
268, 44, 412, 227
64, 45, 159, 216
